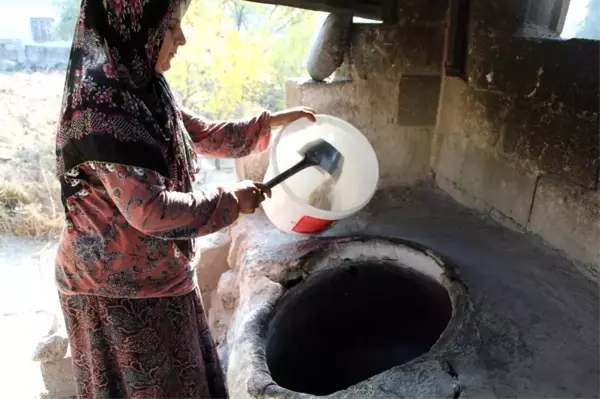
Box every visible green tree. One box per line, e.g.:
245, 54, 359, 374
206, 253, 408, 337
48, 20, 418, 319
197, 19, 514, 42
50, 0, 318, 119
53, 0, 80, 41
167, 0, 317, 119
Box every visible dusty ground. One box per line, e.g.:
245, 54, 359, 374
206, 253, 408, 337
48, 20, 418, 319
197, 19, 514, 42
0, 72, 65, 238
0, 235, 59, 398
0, 72, 64, 397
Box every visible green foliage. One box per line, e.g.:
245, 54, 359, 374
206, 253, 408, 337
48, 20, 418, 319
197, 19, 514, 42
167, 0, 316, 119
50, 0, 317, 119
52, 0, 80, 41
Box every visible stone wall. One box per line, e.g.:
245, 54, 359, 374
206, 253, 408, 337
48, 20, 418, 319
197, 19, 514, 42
432, 0, 599, 276
285, 0, 599, 276
286, 2, 448, 189
0, 41, 70, 71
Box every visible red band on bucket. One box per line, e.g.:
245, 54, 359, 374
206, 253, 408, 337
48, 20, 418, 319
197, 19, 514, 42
292, 216, 335, 234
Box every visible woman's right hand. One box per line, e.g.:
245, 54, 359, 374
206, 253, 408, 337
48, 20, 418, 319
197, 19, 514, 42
231, 180, 272, 214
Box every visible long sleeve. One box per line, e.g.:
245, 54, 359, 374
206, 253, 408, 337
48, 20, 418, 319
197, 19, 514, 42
95, 163, 239, 239
180, 107, 272, 158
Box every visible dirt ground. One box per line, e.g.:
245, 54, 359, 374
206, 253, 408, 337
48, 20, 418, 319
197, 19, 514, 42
0, 235, 59, 398
0, 72, 65, 238
0, 72, 64, 397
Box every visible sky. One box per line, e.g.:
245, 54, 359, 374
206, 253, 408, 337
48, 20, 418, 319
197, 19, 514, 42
560, 0, 593, 39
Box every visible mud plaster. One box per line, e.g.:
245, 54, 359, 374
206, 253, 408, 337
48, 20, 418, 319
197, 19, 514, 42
225, 184, 599, 399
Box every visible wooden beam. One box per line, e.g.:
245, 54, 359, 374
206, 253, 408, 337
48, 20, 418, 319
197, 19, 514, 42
242, 0, 383, 20
381, 0, 398, 23
445, 0, 470, 79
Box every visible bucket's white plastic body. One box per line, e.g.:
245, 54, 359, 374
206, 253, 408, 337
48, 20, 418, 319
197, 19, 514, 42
262, 114, 379, 235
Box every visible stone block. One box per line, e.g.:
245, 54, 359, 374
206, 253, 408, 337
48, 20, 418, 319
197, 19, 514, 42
207, 272, 237, 345
465, 31, 599, 189
468, 33, 599, 113
295, 79, 361, 121
501, 96, 599, 189
431, 77, 467, 169
529, 175, 600, 275
375, 126, 435, 189
294, 78, 399, 136
460, 88, 511, 150
436, 78, 511, 155
489, 207, 526, 233
195, 229, 232, 309
285, 79, 303, 108
435, 134, 537, 229
443, 47, 598, 189
456, 144, 537, 226
216, 270, 238, 310
435, 131, 468, 183
351, 24, 445, 79
397, 75, 442, 126
436, 174, 490, 215
292, 75, 435, 187
441, 83, 509, 148
40, 356, 77, 399
32, 333, 69, 362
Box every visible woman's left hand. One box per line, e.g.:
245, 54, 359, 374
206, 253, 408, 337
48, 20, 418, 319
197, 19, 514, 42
270, 106, 317, 128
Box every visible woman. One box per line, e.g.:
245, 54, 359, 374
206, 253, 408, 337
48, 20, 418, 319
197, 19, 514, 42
55, 0, 315, 397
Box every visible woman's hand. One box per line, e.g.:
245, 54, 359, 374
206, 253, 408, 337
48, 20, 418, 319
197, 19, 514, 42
270, 106, 317, 128
231, 180, 272, 214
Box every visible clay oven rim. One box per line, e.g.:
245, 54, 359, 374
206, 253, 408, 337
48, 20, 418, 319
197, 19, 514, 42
245, 235, 470, 399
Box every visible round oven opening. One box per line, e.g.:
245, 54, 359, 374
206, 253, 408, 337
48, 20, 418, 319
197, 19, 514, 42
265, 261, 453, 396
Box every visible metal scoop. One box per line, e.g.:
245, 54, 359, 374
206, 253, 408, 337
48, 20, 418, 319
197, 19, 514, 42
265, 138, 344, 189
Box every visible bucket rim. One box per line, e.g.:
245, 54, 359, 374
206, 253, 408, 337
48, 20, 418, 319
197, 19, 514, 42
269, 114, 380, 219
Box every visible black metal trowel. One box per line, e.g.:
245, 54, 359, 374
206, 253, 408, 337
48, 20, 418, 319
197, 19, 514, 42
264, 138, 344, 189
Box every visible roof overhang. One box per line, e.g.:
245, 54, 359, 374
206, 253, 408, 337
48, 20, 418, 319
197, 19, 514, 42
242, 0, 394, 21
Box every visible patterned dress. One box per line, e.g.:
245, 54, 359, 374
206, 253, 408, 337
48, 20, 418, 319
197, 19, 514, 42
58, 110, 271, 398
53, 0, 272, 397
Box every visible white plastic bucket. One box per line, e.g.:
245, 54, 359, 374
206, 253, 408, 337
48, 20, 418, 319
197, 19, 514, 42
262, 114, 379, 235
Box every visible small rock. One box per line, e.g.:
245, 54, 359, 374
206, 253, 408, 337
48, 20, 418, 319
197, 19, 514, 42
195, 229, 232, 308
33, 333, 69, 362
217, 271, 238, 310
40, 355, 77, 398
208, 289, 233, 344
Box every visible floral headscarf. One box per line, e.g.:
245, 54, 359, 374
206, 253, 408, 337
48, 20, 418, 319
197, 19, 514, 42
56, 0, 196, 257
